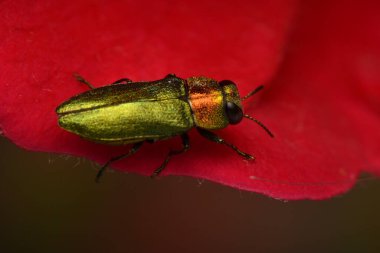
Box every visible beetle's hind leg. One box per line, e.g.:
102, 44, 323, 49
151, 134, 190, 178
73, 73, 95, 89
96, 142, 144, 183
197, 128, 255, 160
74, 73, 132, 89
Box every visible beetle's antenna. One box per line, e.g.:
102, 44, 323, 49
242, 85, 273, 137
244, 114, 274, 138
242, 85, 264, 101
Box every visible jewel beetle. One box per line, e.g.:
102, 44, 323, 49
56, 74, 273, 181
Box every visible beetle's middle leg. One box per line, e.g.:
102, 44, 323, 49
111, 78, 133, 85
197, 128, 255, 160
165, 73, 177, 78
96, 142, 144, 182
151, 133, 190, 178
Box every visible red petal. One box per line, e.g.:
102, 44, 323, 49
0, 0, 379, 199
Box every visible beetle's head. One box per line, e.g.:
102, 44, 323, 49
218, 80, 244, 125
219, 80, 274, 137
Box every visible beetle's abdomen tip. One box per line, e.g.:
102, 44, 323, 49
55, 100, 72, 115
55, 104, 64, 115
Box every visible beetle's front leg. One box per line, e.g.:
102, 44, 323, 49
96, 142, 144, 182
197, 128, 255, 160
151, 133, 190, 178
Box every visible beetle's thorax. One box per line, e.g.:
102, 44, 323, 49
186, 77, 228, 130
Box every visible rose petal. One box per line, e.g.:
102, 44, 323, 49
0, 0, 379, 199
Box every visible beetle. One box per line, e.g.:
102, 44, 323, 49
56, 74, 273, 181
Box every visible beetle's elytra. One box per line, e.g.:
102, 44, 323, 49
56, 74, 273, 181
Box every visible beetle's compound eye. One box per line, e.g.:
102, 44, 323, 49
225, 101, 243, 124
219, 80, 236, 87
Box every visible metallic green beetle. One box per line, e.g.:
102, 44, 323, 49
56, 74, 273, 181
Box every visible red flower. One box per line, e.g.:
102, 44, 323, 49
1, 0, 379, 199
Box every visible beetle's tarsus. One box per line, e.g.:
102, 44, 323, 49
151, 134, 190, 178
95, 142, 144, 183
197, 128, 255, 160
95, 163, 109, 183
73, 73, 95, 89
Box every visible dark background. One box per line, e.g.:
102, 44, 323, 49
0, 137, 379, 253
